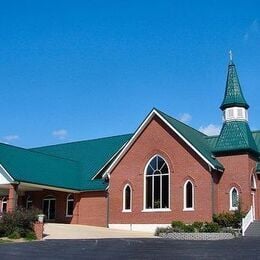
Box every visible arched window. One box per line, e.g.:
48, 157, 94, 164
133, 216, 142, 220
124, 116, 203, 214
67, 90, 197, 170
123, 184, 132, 212
251, 175, 256, 190
1, 197, 7, 213
66, 194, 74, 217
230, 187, 239, 210
144, 155, 169, 210
184, 180, 194, 210
26, 196, 33, 209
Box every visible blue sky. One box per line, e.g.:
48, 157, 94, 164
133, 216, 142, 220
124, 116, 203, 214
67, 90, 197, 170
0, 1, 259, 147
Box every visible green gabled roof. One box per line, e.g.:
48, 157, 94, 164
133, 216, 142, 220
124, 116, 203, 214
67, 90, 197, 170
155, 109, 224, 171
0, 143, 82, 191
220, 61, 249, 110
31, 134, 133, 190
214, 121, 258, 154
252, 131, 260, 152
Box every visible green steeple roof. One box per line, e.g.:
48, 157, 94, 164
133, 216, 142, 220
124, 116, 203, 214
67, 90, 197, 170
214, 121, 258, 154
220, 60, 249, 110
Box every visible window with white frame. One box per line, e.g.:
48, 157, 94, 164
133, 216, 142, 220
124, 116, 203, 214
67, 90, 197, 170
251, 175, 256, 190
26, 196, 33, 209
1, 197, 7, 213
230, 187, 239, 210
144, 155, 169, 210
183, 180, 194, 210
66, 194, 74, 217
123, 184, 132, 212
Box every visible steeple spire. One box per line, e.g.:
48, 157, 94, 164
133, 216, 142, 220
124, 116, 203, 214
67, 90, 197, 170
220, 53, 249, 111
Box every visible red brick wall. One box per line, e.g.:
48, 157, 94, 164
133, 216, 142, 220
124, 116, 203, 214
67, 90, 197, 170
215, 154, 259, 218
109, 116, 213, 225
26, 189, 107, 226
76, 191, 107, 227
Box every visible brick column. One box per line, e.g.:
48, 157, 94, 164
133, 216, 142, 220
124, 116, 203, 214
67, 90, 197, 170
71, 193, 80, 224
7, 184, 19, 212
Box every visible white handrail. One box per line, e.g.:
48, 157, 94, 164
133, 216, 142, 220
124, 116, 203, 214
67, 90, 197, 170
242, 206, 254, 236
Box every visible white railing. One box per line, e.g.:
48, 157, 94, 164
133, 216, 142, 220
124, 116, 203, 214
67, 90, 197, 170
242, 206, 254, 236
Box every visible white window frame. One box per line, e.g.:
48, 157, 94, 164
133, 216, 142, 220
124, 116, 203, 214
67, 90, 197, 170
66, 194, 74, 217
224, 107, 248, 121
183, 180, 194, 211
229, 187, 239, 211
122, 184, 132, 212
1, 197, 7, 213
142, 154, 171, 212
26, 196, 33, 209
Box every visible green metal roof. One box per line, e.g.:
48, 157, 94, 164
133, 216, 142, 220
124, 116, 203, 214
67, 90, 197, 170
0, 134, 132, 191
31, 134, 133, 190
220, 61, 249, 110
155, 109, 224, 171
0, 143, 82, 191
213, 121, 258, 154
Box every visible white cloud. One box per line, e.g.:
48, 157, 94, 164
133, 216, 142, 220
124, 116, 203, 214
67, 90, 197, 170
52, 129, 68, 140
1, 135, 19, 144
199, 124, 221, 136
244, 19, 259, 41
179, 113, 192, 124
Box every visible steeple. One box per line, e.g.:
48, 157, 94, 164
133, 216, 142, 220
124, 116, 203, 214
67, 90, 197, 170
220, 52, 249, 122
214, 53, 258, 155
220, 51, 249, 111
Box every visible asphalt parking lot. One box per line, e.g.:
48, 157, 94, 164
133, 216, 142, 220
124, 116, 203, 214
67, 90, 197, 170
0, 237, 260, 259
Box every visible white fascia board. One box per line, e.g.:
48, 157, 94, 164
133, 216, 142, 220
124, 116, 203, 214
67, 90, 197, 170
91, 143, 128, 180
19, 182, 80, 193
0, 164, 14, 184
153, 111, 217, 170
104, 109, 217, 177
103, 110, 157, 178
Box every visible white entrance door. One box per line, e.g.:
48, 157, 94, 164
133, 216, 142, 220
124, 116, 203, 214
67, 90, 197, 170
43, 197, 56, 220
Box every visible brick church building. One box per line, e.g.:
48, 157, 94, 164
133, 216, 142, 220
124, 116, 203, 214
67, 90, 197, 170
0, 56, 259, 232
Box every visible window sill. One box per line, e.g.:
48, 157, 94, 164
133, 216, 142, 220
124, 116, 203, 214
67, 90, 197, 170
229, 207, 238, 211
142, 208, 171, 212
65, 215, 73, 218
183, 208, 194, 211
122, 210, 132, 213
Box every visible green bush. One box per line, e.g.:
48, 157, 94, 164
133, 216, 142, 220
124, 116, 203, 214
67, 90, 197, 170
8, 230, 21, 239
0, 207, 40, 239
25, 231, 37, 241
171, 221, 186, 232
192, 222, 204, 232
183, 225, 195, 233
202, 222, 220, 233
213, 210, 245, 228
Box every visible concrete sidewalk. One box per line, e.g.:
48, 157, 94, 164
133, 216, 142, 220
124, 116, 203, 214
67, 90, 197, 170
43, 223, 155, 240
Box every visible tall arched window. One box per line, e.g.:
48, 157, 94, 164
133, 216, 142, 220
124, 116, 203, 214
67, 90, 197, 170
230, 187, 239, 210
144, 155, 169, 210
66, 194, 74, 217
183, 180, 194, 210
123, 184, 132, 212
1, 197, 7, 213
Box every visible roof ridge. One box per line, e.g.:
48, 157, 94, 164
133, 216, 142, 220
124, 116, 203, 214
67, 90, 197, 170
31, 133, 133, 150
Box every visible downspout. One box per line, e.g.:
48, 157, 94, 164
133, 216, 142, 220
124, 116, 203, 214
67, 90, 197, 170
209, 165, 215, 218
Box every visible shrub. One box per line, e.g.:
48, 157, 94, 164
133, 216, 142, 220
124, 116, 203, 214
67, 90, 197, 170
171, 221, 186, 232
202, 222, 220, 233
8, 230, 21, 239
25, 231, 37, 241
213, 210, 245, 228
183, 225, 195, 233
192, 222, 204, 232
0, 207, 40, 238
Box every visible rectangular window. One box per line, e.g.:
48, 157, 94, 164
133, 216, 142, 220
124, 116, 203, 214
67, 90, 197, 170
146, 177, 152, 208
